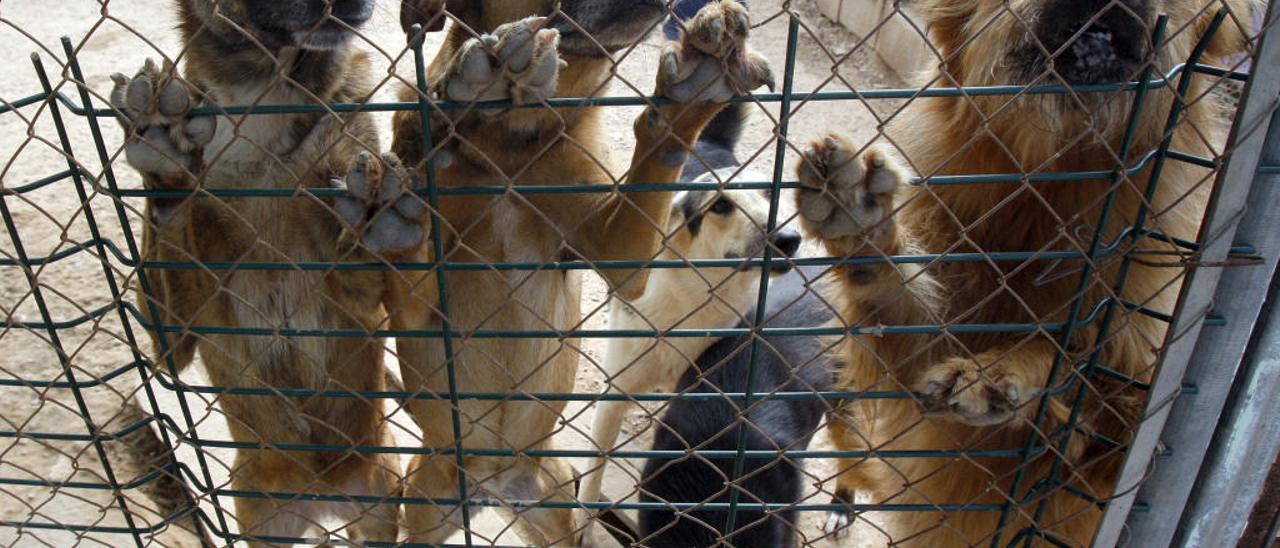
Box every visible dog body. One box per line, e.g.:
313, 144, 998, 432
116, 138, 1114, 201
790, 0, 1256, 545
637, 266, 837, 547
111, 0, 399, 543
578, 155, 802, 538
348, 1, 775, 544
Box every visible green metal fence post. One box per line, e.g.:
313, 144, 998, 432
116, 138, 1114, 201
411, 24, 474, 545
57, 37, 235, 545
723, 13, 800, 539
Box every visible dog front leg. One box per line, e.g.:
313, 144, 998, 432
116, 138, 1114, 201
573, 0, 774, 300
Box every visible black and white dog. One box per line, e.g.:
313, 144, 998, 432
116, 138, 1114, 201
637, 266, 837, 547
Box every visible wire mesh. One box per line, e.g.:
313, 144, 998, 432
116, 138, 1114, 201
0, 0, 1272, 546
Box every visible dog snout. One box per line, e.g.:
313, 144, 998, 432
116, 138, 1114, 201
248, 0, 374, 32
1033, 0, 1152, 84
771, 229, 802, 258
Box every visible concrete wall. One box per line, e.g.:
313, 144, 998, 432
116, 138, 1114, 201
813, 0, 934, 81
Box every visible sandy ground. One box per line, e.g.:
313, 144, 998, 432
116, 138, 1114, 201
0, 1, 904, 546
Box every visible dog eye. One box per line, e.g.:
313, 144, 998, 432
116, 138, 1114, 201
708, 197, 734, 214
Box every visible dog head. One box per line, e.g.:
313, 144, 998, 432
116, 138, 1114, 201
917, 0, 1256, 141
552, 0, 669, 58
666, 185, 802, 276
179, 0, 376, 51
439, 1, 668, 58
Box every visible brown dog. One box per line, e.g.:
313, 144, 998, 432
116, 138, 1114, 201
792, 0, 1256, 545
109, 0, 400, 544
336, 0, 774, 544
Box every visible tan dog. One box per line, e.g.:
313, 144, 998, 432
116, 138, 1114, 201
791, 0, 1256, 545
109, 0, 400, 544
578, 186, 801, 541
336, 0, 774, 544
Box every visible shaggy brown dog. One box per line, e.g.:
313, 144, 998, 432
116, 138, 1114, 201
793, 0, 1256, 545
339, 1, 773, 544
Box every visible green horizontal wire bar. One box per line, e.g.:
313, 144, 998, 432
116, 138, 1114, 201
0, 463, 174, 491
154, 376, 916, 401
102, 134, 1248, 201
207, 487, 1008, 513
0, 416, 153, 442
2, 291, 1220, 343
119, 295, 1130, 339
2, 229, 1248, 275
54, 62, 1245, 119
1165, 150, 1219, 169
0, 303, 113, 329
0, 93, 44, 115
0, 520, 176, 535
0, 239, 101, 267
1259, 164, 1280, 175
110, 146, 1168, 200
1, 168, 79, 195
0, 360, 139, 389
186, 438, 1034, 460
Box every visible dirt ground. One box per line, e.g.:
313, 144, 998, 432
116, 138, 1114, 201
0, 1, 904, 546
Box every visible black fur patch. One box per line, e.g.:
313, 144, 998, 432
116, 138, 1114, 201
678, 190, 710, 237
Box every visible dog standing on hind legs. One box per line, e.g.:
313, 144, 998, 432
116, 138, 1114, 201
339, 1, 774, 544
108, 0, 406, 544
788, 0, 1258, 545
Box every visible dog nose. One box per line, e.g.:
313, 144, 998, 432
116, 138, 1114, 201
770, 229, 802, 258
1036, 0, 1151, 84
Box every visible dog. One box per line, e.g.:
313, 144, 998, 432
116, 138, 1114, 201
577, 107, 802, 539
789, 0, 1257, 545
337, 1, 775, 544
636, 265, 838, 548
108, 0, 400, 544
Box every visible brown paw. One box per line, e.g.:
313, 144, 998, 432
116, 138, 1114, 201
331, 151, 427, 254
111, 59, 214, 177
918, 359, 1039, 427
795, 136, 903, 249
657, 0, 774, 103
440, 16, 564, 106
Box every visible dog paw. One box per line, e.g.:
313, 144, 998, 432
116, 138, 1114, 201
440, 16, 564, 106
795, 136, 903, 249
657, 0, 774, 103
331, 151, 427, 254
822, 488, 856, 538
918, 359, 1039, 427
111, 59, 214, 184
400, 0, 447, 34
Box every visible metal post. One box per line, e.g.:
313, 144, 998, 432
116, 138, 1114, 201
1095, 1, 1280, 544
1176, 226, 1280, 545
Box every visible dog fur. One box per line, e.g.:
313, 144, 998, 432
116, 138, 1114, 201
110, 0, 399, 544
637, 265, 838, 548
792, 0, 1258, 545
338, 1, 775, 544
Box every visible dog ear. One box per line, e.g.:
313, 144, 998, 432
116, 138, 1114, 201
1194, 0, 1263, 64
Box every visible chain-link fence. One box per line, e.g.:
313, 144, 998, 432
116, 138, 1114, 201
1, 0, 1277, 546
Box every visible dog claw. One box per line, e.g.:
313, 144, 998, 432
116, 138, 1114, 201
823, 511, 852, 537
